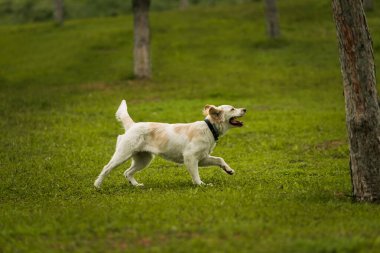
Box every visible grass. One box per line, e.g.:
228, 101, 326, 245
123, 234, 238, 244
1, 1, 380, 252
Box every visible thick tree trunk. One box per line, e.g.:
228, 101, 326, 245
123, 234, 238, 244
332, 0, 380, 202
363, 0, 373, 11
133, 0, 151, 79
264, 0, 280, 38
53, 0, 64, 25
179, 0, 189, 10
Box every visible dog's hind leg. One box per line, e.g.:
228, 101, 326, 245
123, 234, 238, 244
94, 150, 132, 188
95, 155, 128, 188
94, 133, 143, 188
124, 152, 154, 187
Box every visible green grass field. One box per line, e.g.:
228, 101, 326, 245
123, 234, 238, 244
1, 1, 380, 252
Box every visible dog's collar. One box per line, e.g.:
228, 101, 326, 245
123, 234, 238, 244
204, 118, 219, 141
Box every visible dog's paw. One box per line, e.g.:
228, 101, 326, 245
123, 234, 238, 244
129, 181, 144, 187
198, 182, 213, 187
222, 166, 235, 175
94, 179, 102, 189
226, 169, 235, 175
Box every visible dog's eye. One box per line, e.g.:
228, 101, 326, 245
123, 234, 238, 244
230, 108, 235, 111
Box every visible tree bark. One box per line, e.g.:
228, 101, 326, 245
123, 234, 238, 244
53, 0, 64, 26
179, 0, 189, 10
264, 0, 280, 38
332, 0, 380, 202
363, 0, 373, 11
133, 0, 151, 79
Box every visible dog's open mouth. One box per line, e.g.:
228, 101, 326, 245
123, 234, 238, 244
229, 116, 243, 127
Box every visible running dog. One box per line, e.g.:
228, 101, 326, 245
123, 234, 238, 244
94, 100, 246, 188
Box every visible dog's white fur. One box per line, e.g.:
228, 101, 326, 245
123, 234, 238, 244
94, 100, 246, 188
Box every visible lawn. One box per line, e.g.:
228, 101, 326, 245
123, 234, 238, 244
1, 1, 380, 252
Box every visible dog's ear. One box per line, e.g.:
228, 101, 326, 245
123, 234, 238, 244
204, 105, 222, 121
209, 106, 222, 120
203, 104, 215, 116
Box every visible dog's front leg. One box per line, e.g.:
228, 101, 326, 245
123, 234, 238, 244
199, 156, 235, 175
184, 156, 205, 185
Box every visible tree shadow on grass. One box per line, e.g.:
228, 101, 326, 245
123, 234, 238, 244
251, 38, 290, 50
291, 189, 353, 204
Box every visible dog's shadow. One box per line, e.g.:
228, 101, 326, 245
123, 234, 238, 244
93, 177, 229, 196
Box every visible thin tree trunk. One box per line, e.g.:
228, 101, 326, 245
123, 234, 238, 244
332, 0, 380, 202
53, 0, 64, 25
179, 0, 189, 10
363, 0, 373, 11
133, 0, 151, 79
264, 0, 280, 38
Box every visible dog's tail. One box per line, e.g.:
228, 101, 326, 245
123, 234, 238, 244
116, 100, 134, 131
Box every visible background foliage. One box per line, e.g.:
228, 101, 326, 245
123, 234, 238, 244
0, 0, 260, 23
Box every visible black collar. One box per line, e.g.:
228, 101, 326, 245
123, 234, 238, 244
204, 118, 219, 141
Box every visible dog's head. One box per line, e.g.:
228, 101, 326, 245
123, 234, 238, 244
203, 104, 246, 130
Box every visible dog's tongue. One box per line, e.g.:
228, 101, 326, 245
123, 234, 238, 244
230, 117, 243, 127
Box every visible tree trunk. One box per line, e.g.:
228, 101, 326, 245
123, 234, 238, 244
363, 0, 373, 11
53, 0, 64, 25
264, 0, 280, 38
332, 0, 380, 202
133, 0, 151, 79
179, 0, 189, 10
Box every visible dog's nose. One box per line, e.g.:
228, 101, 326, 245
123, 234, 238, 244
242, 108, 247, 113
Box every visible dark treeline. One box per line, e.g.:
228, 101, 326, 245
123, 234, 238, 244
0, 0, 260, 24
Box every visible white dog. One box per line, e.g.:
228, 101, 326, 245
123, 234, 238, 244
94, 100, 246, 188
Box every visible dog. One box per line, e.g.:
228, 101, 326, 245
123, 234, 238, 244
94, 100, 246, 188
